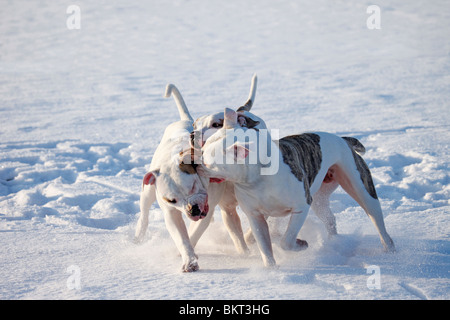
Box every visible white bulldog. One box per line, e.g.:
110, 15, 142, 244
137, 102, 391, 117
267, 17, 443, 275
134, 77, 262, 272
199, 108, 395, 267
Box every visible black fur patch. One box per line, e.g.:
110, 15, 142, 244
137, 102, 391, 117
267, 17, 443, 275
342, 137, 366, 155
277, 133, 322, 205
343, 138, 378, 199
237, 114, 260, 130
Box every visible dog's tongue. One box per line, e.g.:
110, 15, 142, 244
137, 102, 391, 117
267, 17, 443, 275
209, 178, 225, 184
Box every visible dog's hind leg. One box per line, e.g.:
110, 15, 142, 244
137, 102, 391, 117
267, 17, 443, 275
219, 201, 249, 255
311, 178, 339, 236
220, 206, 250, 255
332, 161, 395, 252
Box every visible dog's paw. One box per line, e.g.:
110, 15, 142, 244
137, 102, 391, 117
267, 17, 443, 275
294, 239, 308, 251
281, 238, 308, 251
383, 241, 396, 253
133, 236, 144, 244
182, 258, 199, 273
238, 246, 251, 256
263, 257, 278, 269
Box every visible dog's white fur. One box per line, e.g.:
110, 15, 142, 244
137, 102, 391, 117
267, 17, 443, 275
201, 108, 395, 267
134, 77, 262, 272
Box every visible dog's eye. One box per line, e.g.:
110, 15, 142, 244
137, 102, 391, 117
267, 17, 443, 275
212, 122, 222, 128
163, 197, 177, 204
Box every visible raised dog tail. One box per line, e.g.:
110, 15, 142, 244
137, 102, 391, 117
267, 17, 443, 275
164, 84, 193, 122
237, 73, 258, 112
342, 137, 366, 155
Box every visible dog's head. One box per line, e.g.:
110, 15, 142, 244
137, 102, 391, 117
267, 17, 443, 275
143, 148, 209, 221
199, 108, 260, 182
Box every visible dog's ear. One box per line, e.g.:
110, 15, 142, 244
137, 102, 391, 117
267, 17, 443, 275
142, 170, 159, 187
234, 144, 249, 160
237, 114, 260, 130
224, 108, 238, 128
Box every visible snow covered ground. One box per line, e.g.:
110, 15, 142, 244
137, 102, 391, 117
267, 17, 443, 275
0, 0, 449, 300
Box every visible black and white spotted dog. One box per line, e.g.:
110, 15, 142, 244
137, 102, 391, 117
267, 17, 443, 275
199, 108, 395, 267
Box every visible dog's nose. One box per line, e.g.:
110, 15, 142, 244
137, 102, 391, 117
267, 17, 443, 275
190, 204, 201, 217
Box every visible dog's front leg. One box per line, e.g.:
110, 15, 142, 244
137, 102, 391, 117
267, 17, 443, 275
163, 207, 199, 272
280, 207, 310, 251
247, 213, 276, 267
134, 184, 156, 243
218, 182, 249, 255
